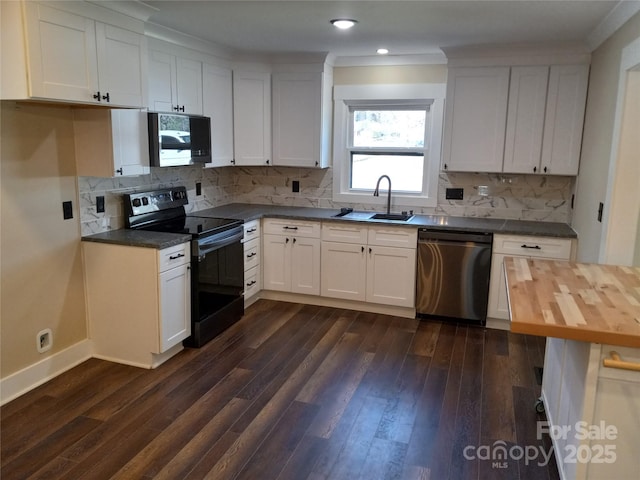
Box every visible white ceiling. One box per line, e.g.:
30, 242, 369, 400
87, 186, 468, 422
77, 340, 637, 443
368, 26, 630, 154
140, 0, 638, 61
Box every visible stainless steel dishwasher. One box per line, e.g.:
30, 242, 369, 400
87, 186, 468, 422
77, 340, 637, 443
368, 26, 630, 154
416, 229, 492, 325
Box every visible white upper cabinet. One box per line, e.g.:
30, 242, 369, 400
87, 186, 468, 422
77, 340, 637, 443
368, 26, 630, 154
148, 50, 203, 114
540, 64, 589, 175
4, 2, 146, 107
73, 109, 150, 177
202, 63, 234, 167
94, 22, 147, 107
444, 63, 588, 176
233, 70, 272, 166
503, 66, 549, 174
442, 67, 510, 172
272, 69, 332, 168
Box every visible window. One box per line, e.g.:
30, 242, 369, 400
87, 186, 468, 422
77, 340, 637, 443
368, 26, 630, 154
333, 84, 445, 208
349, 107, 428, 192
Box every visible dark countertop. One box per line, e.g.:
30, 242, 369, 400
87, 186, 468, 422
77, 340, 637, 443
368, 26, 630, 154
81, 229, 191, 249
82, 203, 576, 249
196, 203, 578, 238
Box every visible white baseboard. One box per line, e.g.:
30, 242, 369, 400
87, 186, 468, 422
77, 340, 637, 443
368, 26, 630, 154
0, 339, 92, 406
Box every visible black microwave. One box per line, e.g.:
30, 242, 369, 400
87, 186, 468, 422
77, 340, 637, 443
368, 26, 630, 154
148, 112, 211, 167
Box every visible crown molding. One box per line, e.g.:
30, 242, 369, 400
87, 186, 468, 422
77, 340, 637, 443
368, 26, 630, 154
333, 53, 447, 67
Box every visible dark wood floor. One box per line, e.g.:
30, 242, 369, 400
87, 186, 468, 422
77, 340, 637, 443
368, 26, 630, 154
1, 300, 560, 480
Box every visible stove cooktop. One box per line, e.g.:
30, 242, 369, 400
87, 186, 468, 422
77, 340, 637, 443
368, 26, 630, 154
139, 216, 242, 237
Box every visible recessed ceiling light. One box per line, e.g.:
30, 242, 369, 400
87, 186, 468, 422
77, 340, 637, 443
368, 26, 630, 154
330, 19, 357, 30
377, 48, 389, 55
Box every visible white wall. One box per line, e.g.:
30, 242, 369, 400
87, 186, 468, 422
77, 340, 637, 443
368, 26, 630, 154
572, 12, 640, 262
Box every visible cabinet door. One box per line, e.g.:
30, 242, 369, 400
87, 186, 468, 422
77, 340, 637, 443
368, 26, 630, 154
541, 64, 589, 175
159, 263, 191, 353
111, 109, 150, 176
148, 49, 177, 112
503, 66, 549, 174
272, 72, 321, 167
366, 246, 417, 307
233, 70, 271, 166
262, 234, 290, 291
442, 67, 510, 172
321, 241, 367, 301
95, 23, 147, 108
176, 57, 203, 115
203, 63, 234, 167
291, 237, 321, 295
24, 2, 98, 102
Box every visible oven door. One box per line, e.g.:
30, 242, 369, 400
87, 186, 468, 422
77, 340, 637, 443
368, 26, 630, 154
187, 225, 244, 347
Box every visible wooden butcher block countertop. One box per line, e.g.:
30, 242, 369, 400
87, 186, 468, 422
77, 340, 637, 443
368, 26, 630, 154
505, 257, 640, 348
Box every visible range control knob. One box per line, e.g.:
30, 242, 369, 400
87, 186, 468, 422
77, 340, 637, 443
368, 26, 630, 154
141, 197, 149, 206
132, 198, 142, 207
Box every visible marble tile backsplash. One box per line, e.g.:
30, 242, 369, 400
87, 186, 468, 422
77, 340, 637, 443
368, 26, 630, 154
78, 166, 574, 235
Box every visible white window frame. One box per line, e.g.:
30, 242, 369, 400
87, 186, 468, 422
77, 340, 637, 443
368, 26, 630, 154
332, 83, 445, 208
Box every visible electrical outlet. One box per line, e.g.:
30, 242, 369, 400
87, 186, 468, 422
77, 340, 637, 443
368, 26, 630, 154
96, 195, 105, 213
196, 182, 202, 196
292, 180, 300, 193
598, 202, 604, 222
445, 188, 463, 200
36, 328, 52, 353
62, 201, 73, 219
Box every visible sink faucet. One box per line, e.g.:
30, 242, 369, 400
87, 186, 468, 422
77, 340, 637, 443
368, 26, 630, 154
373, 175, 392, 215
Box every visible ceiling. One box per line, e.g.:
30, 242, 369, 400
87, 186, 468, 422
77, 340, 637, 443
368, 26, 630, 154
140, 1, 635, 61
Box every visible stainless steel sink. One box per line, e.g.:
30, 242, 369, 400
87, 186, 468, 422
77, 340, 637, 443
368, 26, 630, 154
369, 213, 414, 221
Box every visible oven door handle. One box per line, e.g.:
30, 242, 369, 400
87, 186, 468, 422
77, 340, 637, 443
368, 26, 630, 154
196, 227, 244, 257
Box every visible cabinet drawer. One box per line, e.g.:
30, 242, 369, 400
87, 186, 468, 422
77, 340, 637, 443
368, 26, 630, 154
493, 234, 572, 259
367, 226, 417, 249
243, 238, 260, 270
263, 218, 320, 238
243, 220, 260, 243
157, 242, 190, 272
244, 265, 260, 298
321, 222, 368, 244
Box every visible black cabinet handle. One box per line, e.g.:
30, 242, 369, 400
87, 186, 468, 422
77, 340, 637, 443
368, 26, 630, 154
266, 159, 270, 165
283, 226, 298, 230
533, 166, 537, 173
115, 168, 123, 175
246, 227, 256, 233
293, 238, 296, 244
361, 246, 365, 253
443, 163, 448, 170
521, 244, 541, 250
180, 105, 185, 112
169, 253, 185, 260
93, 91, 101, 101
369, 247, 372, 254
246, 280, 256, 287
246, 252, 257, 258
231, 159, 236, 165
543, 166, 548, 173
285, 238, 289, 243
102, 92, 110, 102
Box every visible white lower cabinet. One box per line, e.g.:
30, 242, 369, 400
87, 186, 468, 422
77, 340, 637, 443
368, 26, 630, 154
542, 339, 640, 480
320, 223, 417, 308
488, 234, 574, 320
82, 241, 191, 368
262, 219, 321, 295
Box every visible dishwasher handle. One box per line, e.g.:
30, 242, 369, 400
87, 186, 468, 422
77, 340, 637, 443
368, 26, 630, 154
418, 229, 492, 245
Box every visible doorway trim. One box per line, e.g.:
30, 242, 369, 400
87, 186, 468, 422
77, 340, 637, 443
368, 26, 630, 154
599, 36, 640, 265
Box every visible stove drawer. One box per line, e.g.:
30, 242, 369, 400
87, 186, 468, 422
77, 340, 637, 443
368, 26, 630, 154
158, 242, 190, 272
